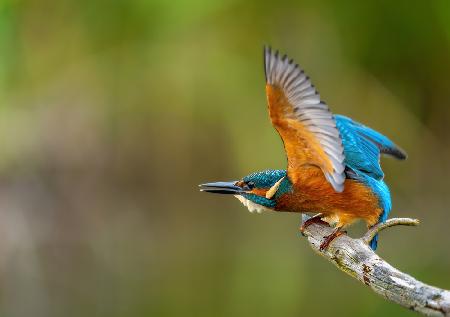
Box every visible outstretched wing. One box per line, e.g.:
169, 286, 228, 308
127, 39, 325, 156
336, 114, 407, 180
264, 46, 345, 192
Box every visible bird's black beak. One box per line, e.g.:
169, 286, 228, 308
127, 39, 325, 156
199, 181, 243, 195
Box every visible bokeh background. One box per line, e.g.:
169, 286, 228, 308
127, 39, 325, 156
1, 1, 450, 316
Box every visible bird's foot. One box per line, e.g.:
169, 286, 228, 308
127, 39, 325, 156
319, 228, 346, 251
300, 213, 327, 235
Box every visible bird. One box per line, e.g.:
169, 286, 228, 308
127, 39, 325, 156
199, 47, 407, 251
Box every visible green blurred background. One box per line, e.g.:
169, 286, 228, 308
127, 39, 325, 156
1, 0, 450, 316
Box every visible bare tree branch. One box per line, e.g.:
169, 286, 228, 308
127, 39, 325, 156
300, 215, 450, 316
362, 218, 420, 244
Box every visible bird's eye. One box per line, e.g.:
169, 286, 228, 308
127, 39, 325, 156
246, 181, 255, 189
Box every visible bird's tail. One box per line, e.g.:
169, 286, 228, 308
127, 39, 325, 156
369, 208, 390, 250
369, 233, 379, 250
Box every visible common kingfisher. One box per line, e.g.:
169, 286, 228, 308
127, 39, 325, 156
200, 47, 406, 250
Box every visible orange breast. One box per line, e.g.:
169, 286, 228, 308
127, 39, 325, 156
276, 167, 382, 227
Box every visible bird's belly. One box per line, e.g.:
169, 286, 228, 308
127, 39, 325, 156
276, 172, 383, 226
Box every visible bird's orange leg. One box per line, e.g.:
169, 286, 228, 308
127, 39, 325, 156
300, 213, 327, 234
319, 226, 346, 251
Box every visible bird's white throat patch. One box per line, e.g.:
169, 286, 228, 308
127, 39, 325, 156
234, 195, 273, 214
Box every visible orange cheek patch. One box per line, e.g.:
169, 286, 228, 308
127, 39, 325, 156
250, 188, 268, 196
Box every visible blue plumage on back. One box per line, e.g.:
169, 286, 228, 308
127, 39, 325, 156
334, 115, 405, 250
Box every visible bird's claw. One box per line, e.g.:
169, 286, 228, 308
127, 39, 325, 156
319, 229, 346, 251
300, 214, 327, 235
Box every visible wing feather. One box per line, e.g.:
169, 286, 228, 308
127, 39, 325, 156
336, 115, 407, 180
264, 46, 346, 192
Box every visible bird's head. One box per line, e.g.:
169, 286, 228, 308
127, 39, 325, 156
199, 170, 291, 213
